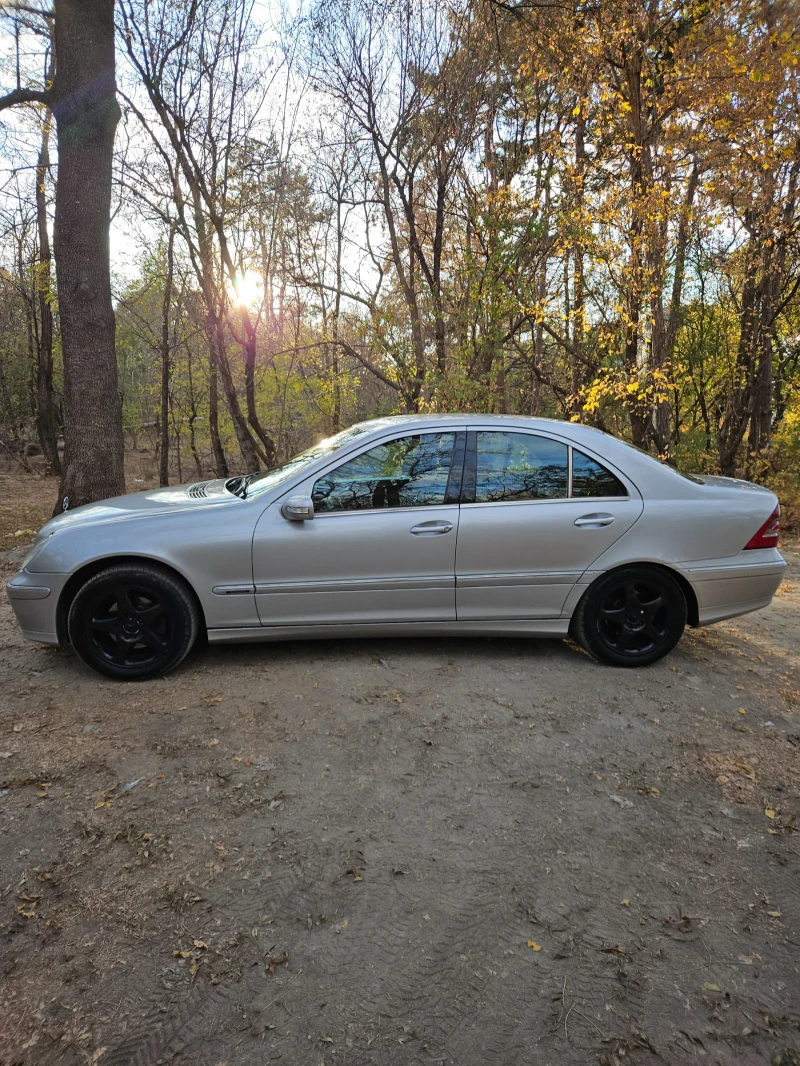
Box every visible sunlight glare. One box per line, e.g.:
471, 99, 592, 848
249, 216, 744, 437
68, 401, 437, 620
232, 271, 264, 308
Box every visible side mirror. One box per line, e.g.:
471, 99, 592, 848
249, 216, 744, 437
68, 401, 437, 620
281, 494, 315, 521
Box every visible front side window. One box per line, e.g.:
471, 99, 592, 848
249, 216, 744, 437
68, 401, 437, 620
312, 433, 456, 513
473, 433, 568, 502
571, 450, 627, 497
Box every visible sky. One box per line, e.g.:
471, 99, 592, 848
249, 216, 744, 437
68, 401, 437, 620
0, 0, 307, 290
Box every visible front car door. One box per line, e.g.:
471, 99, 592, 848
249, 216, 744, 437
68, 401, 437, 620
455, 429, 643, 619
252, 430, 464, 626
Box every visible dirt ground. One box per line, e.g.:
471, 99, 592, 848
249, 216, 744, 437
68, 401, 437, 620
1, 465, 799, 1066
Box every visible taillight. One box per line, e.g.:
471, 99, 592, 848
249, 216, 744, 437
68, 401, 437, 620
744, 504, 781, 550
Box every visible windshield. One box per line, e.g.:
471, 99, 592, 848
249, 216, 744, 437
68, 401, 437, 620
227, 424, 373, 499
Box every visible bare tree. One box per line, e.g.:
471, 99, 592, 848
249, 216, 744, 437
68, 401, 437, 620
120, 0, 278, 470
308, 0, 485, 409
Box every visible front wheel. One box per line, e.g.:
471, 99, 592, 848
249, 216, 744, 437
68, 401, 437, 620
67, 563, 200, 680
570, 565, 687, 667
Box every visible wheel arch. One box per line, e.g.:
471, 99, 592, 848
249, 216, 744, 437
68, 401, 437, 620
56, 555, 207, 645
577, 561, 699, 628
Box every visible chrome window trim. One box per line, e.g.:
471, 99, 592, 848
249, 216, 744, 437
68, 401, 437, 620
310, 502, 461, 520
459, 496, 631, 509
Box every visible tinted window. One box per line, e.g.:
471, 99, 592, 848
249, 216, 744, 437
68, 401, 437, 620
474, 432, 568, 502
571, 450, 627, 497
312, 433, 455, 512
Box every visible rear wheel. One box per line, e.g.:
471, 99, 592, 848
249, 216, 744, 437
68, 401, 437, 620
68, 563, 200, 680
571, 565, 687, 667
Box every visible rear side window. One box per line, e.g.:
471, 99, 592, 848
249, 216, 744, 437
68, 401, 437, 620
571, 450, 627, 497
474, 432, 568, 502
312, 432, 456, 512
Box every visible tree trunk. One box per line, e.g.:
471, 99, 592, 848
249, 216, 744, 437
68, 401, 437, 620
34, 109, 61, 475
239, 306, 276, 465
158, 226, 175, 486
570, 111, 586, 417
51, 0, 124, 513
185, 339, 204, 478
213, 316, 263, 471
208, 343, 228, 478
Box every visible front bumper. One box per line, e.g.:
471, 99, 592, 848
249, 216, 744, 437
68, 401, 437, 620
5, 571, 71, 644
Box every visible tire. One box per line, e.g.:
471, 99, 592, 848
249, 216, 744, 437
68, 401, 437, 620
570, 565, 687, 668
67, 563, 200, 680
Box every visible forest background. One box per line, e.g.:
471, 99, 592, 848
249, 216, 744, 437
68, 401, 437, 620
0, 0, 799, 517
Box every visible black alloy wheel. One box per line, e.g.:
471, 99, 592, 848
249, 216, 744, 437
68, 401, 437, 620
68, 563, 200, 680
571, 565, 687, 667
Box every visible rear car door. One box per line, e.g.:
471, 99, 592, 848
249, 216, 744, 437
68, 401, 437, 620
455, 429, 643, 619
252, 430, 464, 626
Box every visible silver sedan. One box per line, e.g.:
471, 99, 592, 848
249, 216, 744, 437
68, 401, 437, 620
6, 415, 787, 678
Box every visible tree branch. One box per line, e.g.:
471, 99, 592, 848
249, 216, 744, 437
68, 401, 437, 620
0, 86, 50, 111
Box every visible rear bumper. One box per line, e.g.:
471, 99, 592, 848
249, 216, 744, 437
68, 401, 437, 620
682, 551, 787, 625
5, 571, 69, 644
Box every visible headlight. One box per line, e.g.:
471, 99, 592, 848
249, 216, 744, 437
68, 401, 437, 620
20, 537, 49, 571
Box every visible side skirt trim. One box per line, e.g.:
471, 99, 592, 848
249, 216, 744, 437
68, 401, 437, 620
207, 618, 571, 644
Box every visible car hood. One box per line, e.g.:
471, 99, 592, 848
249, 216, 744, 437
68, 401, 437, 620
37, 480, 237, 538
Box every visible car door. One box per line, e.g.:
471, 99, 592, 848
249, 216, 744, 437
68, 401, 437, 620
252, 430, 464, 626
455, 429, 643, 619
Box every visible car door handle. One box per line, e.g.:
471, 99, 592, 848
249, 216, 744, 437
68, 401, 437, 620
410, 521, 454, 536
574, 513, 615, 528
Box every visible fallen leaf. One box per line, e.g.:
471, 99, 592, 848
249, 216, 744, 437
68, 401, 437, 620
765, 808, 777, 819
703, 982, 720, 992
193, 939, 207, 949
12, 724, 23, 733
207, 738, 219, 747
620, 898, 630, 907
738, 708, 747, 715
0, 751, 13, 759
527, 940, 542, 952
766, 910, 782, 918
